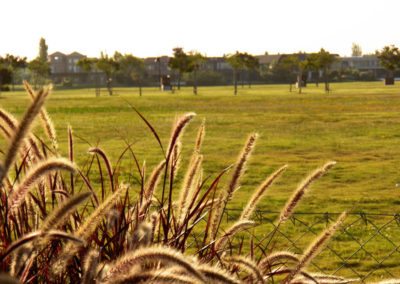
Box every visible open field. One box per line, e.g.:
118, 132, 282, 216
2, 82, 400, 279
2, 82, 400, 213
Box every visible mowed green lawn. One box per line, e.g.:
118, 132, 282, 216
1, 82, 400, 214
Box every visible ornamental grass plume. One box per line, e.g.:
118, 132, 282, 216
108, 271, 197, 284
102, 246, 205, 283
210, 133, 258, 240
224, 255, 264, 284
23, 81, 58, 150
82, 249, 100, 284
194, 118, 206, 153
177, 154, 203, 224
198, 265, 241, 284
215, 219, 255, 252
0, 86, 50, 183
53, 184, 127, 274
258, 251, 300, 275
279, 161, 336, 223
40, 191, 92, 232
240, 164, 288, 220
8, 158, 76, 213
283, 212, 347, 284
166, 112, 196, 160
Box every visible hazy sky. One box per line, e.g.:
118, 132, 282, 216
2, 0, 400, 59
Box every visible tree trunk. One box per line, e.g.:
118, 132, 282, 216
385, 70, 395, 85
95, 73, 100, 97
248, 70, 252, 88
297, 72, 302, 94
324, 69, 330, 93
193, 69, 198, 95
234, 69, 238, 95
315, 70, 320, 87
177, 72, 181, 90
139, 78, 142, 96
11, 74, 15, 92
106, 77, 113, 96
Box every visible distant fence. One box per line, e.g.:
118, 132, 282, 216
224, 209, 400, 282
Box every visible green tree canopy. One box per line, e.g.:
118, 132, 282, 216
0, 54, 27, 90
376, 45, 400, 72
28, 38, 50, 88
95, 52, 119, 96
316, 48, 337, 92
376, 45, 400, 85
168, 47, 191, 90
186, 51, 205, 95
351, 43, 362, 57
39, 37, 48, 62
77, 57, 97, 73
225, 51, 248, 95
116, 53, 146, 96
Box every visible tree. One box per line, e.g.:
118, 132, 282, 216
0, 54, 27, 91
186, 51, 205, 95
96, 52, 119, 96
376, 45, 400, 85
28, 58, 49, 88
316, 48, 337, 92
242, 53, 259, 88
296, 56, 310, 94
225, 51, 247, 95
77, 57, 101, 96
306, 52, 322, 87
273, 55, 301, 92
39, 37, 48, 62
28, 38, 50, 88
0, 61, 12, 94
168, 47, 190, 90
116, 53, 146, 96
351, 43, 362, 57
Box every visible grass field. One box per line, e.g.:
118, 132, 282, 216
2, 82, 400, 213
2, 82, 400, 279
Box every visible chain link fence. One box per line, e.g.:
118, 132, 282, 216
224, 209, 400, 282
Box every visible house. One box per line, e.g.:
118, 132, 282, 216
255, 54, 283, 70
143, 56, 170, 77
48, 52, 88, 84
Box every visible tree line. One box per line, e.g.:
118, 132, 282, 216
2, 38, 400, 95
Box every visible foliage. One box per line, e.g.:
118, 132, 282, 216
225, 51, 250, 95
271, 53, 309, 93
168, 47, 192, 90
186, 51, 205, 94
0, 68, 12, 91
28, 38, 50, 88
77, 57, 96, 73
315, 48, 337, 92
27, 58, 49, 88
351, 43, 362, 57
376, 45, 400, 83
115, 53, 146, 96
38, 37, 48, 63
96, 52, 119, 96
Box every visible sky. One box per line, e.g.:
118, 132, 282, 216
1, 0, 400, 59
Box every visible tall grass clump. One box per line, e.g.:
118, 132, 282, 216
0, 82, 358, 283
